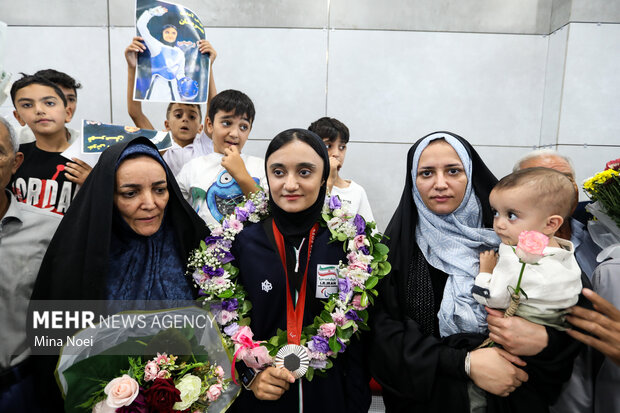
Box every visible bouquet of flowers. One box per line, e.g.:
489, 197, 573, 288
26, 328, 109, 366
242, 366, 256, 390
583, 158, 620, 259
57, 307, 238, 413
583, 158, 620, 229
87, 352, 227, 413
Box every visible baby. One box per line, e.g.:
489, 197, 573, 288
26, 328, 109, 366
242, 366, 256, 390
473, 167, 582, 329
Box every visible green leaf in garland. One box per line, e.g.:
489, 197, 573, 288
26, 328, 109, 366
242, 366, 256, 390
365, 276, 378, 290
374, 243, 389, 256
329, 335, 342, 353
241, 299, 252, 314
218, 290, 234, 299
306, 367, 315, 382
238, 317, 251, 326
360, 292, 369, 308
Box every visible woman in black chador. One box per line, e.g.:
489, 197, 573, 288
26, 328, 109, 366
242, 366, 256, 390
369, 131, 585, 412
229, 129, 370, 412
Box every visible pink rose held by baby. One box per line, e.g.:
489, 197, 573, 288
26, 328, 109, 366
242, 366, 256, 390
515, 230, 549, 264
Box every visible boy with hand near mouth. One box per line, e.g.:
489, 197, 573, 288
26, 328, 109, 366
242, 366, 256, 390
125, 36, 217, 176
176, 89, 266, 227
9, 75, 91, 215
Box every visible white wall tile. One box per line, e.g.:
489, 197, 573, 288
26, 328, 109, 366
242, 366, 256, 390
109, 0, 328, 28
0, 0, 108, 26
1, 26, 111, 133
327, 30, 547, 147
558, 23, 620, 145
540, 25, 568, 146
330, 0, 552, 34
204, 28, 327, 140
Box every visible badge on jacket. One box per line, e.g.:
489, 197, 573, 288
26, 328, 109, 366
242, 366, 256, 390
316, 264, 339, 298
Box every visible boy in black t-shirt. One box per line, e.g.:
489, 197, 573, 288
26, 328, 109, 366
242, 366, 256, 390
9, 75, 91, 214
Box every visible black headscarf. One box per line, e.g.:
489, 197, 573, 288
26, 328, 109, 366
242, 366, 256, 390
264, 128, 330, 239
31, 137, 209, 300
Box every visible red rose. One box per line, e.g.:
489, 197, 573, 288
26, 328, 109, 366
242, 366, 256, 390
144, 378, 181, 413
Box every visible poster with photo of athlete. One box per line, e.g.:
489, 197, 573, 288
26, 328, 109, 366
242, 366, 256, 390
134, 0, 210, 103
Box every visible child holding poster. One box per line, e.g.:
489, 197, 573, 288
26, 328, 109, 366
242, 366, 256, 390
125, 35, 217, 175
135, 0, 210, 103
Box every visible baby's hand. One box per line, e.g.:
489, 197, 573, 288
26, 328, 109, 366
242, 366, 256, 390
480, 250, 498, 273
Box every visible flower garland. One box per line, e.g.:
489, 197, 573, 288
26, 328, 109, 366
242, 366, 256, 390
188, 190, 391, 381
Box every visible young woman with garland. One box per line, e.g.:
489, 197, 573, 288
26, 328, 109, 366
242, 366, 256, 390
189, 129, 383, 412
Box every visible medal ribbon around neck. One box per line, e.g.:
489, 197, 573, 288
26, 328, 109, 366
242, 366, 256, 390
272, 221, 319, 345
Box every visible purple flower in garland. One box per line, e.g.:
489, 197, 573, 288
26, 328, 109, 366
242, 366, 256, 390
367, 265, 373, 274
222, 298, 239, 312
224, 322, 240, 336
210, 302, 222, 313
202, 265, 225, 277
235, 206, 249, 222
245, 200, 256, 213
337, 338, 346, 353
310, 358, 328, 369
219, 249, 235, 265
345, 309, 362, 323
309, 335, 330, 354
353, 214, 366, 235
338, 277, 352, 302
359, 245, 370, 255
198, 289, 208, 296
204, 235, 223, 246
329, 195, 342, 210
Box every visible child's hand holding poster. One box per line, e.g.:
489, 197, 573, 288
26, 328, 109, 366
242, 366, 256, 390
134, 0, 210, 103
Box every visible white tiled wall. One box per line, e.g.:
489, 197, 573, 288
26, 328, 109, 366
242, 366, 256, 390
1, 2, 619, 228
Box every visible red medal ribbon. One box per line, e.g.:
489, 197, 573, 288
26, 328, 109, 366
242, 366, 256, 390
272, 220, 319, 345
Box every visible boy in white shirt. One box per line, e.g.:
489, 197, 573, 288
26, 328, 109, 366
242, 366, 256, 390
177, 90, 266, 227
308, 117, 374, 223
473, 167, 582, 328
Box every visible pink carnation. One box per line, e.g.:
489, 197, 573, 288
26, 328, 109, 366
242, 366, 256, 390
215, 365, 225, 379
144, 361, 160, 382
319, 323, 336, 338
353, 234, 367, 250
515, 231, 549, 264
206, 384, 222, 402
352, 294, 368, 311
331, 309, 347, 326
228, 218, 244, 232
